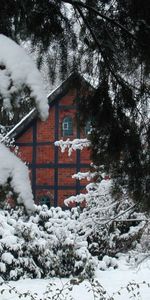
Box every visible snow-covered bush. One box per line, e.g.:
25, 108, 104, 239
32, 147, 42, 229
139, 221, 150, 253
127, 219, 150, 265
98, 255, 118, 270
64, 177, 146, 258
0, 198, 146, 281
87, 219, 145, 258
0, 205, 96, 280
56, 139, 146, 259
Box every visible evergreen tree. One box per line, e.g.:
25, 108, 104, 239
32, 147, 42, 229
0, 0, 150, 207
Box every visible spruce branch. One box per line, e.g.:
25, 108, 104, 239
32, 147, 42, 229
62, 0, 137, 41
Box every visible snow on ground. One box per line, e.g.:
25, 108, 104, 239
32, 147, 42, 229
0, 256, 150, 300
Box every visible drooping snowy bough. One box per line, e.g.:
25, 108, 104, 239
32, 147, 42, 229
0, 34, 49, 212
0, 143, 34, 212
0, 34, 49, 120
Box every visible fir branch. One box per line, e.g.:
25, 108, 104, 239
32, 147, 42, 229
62, 0, 137, 41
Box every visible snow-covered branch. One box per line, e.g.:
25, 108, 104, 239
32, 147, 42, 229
55, 138, 90, 156
0, 34, 50, 212
0, 143, 34, 212
64, 179, 112, 207
0, 34, 49, 121
72, 171, 97, 181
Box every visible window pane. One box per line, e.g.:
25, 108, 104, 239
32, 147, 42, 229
62, 116, 73, 136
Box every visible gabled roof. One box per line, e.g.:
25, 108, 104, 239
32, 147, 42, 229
1, 72, 94, 142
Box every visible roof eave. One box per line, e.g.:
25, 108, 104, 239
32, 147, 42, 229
2, 72, 94, 141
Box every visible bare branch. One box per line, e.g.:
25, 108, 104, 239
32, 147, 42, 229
92, 203, 138, 226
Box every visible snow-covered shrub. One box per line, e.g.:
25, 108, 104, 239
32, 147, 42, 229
85, 220, 145, 259
56, 139, 146, 260
127, 219, 150, 265
99, 255, 118, 270
85, 212, 146, 258
65, 179, 145, 258
85, 202, 145, 258
0, 205, 96, 280
139, 221, 150, 253
0, 201, 146, 282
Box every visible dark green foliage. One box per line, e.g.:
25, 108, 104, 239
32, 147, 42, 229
78, 76, 149, 207
0, 0, 150, 207
75, 1, 150, 208
0, 0, 77, 74
0, 0, 78, 124
0, 1, 64, 45
87, 220, 145, 258
0, 85, 35, 126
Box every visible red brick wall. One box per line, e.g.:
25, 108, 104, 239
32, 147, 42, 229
15, 87, 92, 207
17, 127, 33, 143
37, 106, 55, 142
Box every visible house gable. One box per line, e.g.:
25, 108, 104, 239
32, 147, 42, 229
8, 73, 93, 207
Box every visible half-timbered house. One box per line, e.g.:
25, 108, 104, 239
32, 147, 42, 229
6, 72, 93, 208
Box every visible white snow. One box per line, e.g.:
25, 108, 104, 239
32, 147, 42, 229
0, 143, 34, 212
0, 262, 6, 273
55, 138, 90, 156
72, 171, 97, 181
0, 34, 50, 211
0, 108, 36, 143
1, 252, 14, 265
0, 34, 49, 121
64, 178, 112, 207
0, 256, 150, 299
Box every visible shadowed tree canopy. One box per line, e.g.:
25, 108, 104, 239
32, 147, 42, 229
0, 0, 150, 208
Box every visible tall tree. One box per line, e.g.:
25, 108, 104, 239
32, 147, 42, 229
64, 0, 150, 208
0, 0, 150, 208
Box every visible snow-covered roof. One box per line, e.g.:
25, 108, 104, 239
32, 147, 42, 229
2, 72, 94, 141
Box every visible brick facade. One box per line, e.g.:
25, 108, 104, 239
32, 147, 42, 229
14, 74, 92, 208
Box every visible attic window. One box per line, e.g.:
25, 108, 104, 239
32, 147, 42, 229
62, 116, 73, 136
